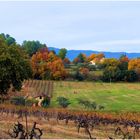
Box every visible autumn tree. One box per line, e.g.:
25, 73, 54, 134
128, 58, 140, 79
102, 58, 120, 68
31, 48, 67, 80
73, 57, 80, 64
102, 58, 129, 82
119, 54, 129, 63
119, 54, 129, 70
58, 48, 67, 60
96, 53, 105, 59
102, 58, 138, 82
73, 53, 87, 64
63, 58, 71, 65
88, 54, 97, 61
0, 37, 32, 94
79, 67, 89, 79
102, 58, 120, 82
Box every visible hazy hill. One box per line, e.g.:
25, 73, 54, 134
48, 47, 140, 61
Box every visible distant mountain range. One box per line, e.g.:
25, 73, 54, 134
48, 47, 140, 61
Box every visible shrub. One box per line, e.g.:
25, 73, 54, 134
90, 102, 97, 110
125, 70, 138, 82
79, 68, 89, 79
10, 96, 26, 106
10, 97, 39, 106
78, 99, 105, 110
74, 71, 84, 81
25, 98, 38, 106
87, 65, 96, 71
57, 97, 71, 108
98, 105, 105, 110
78, 99, 97, 110
41, 97, 51, 108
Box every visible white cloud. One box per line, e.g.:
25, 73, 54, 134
94, 39, 140, 46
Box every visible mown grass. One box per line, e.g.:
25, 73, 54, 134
51, 81, 140, 112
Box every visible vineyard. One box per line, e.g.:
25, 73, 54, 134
0, 104, 140, 139
0, 81, 140, 138
22, 80, 54, 98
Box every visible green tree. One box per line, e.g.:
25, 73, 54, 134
22, 40, 45, 57
102, 58, 120, 82
0, 33, 16, 46
119, 54, 129, 71
77, 53, 86, 63
41, 97, 51, 107
102, 58, 138, 82
0, 37, 32, 94
102, 66, 120, 82
125, 70, 138, 82
73, 53, 87, 64
58, 48, 67, 60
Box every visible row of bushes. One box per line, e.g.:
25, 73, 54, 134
66, 71, 102, 81
65, 69, 138, 82
77, 99, 105, 110
9, 96, 104, 110
56, 97, 105, 110
10, 96, 67, 108
10, 96, 70, 108
10, 96, 50, 107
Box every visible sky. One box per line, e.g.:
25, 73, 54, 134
0, 1, 140, 52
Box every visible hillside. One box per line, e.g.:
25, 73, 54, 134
48, 47, 140, 61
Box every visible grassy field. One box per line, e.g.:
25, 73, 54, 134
51, 81, 140, 112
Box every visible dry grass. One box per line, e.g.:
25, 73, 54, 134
0, 113, 139, 139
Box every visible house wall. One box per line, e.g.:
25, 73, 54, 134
35, 96, 45, 107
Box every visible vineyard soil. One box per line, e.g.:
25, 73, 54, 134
0, 112, 139, 139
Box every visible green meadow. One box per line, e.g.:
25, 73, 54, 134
51, 81, 140, 112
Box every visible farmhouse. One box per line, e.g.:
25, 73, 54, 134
90, 57, 105, 65
27, 91, 50, 107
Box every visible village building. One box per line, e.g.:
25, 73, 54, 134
90, 57, 105, 65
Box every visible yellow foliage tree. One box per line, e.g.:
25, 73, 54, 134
128, 58, 140, 75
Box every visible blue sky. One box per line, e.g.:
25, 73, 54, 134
0, 1, 140, 52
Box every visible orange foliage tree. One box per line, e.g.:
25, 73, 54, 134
119, 55, 129, 63
88, 54, 97, 61
73, 53, 87, 64
96, 53, 105, 59
128, 58, 140, 76
88, 53, 105, 64
79, 67, 89, 77
31, 48, 67, 80
63, 58, 71, 65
